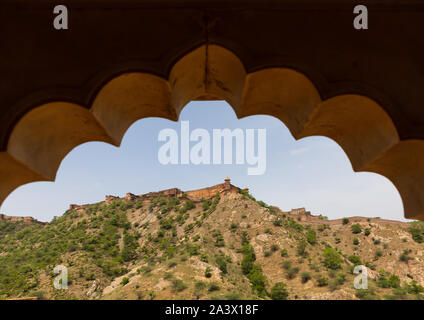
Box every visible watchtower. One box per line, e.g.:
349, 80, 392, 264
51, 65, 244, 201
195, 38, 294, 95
224, 177, 231, 189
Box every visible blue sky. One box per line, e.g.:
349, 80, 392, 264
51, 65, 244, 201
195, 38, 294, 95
0, 101, 405, 222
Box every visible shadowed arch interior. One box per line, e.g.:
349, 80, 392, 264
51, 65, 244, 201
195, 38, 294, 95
1, 44, 421, 220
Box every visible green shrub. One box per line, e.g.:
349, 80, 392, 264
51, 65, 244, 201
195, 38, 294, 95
285, 266, 300, 279
374, 249, 383, 260
208, 283, 220, 292
322, 247, 343, 270
215, 256, 228, 274
342, 218, 349, 225
85, 273, 95, 281
377, 275, 400, 289
241, 244, 256, 275
306, 229, 317, 245
121, 277, 129, 286
186, 244, 200, 256
365, 261, 376, 270
29, 291, 47, 300
214, 234, 225, 247
309, 263, 320, 272
224, 293, 242, 300
172, 279, 188, 292
334, 273, 346, 285
202, 199, 212, 211
300, 271, 312, 283
406, 280, 424, 294
273, 218, 283, 227
296, 240, 308, 257
194, 281, 206, 291
282, 261, 292, 270
389, 287, 409, 300
351, 224, 362, 234
409, 222, 424, 243
205, 267, 212, 278
348, 255, 362, 266
247, 264, 268, 297
257, 201, 267, 208
180, 200, 195, 213
353, 238, 359, 245
316, 275, 329, 287
240, 238, 268, 297
229, 222, 238, 231
270, 282, 289, 300
200, 253, 209, 263
355, 289, 378, 300
280, 249, 288, 257
399, 250, 413, 262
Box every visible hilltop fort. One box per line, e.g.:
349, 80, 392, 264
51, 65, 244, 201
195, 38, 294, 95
68, 177, 325, 223
1, 178, 404, 227
70, 177, 239, 211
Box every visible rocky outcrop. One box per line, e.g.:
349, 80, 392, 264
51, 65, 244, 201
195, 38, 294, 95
86, 280, 100, 297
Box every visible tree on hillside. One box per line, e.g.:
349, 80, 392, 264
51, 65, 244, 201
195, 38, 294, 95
306, 229, 317, 245
270, 282, 289, 300
322, 247, 343, 270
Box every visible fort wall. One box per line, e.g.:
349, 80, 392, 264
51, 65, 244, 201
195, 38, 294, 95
185, 181, 236, 200
100, 178, 239, 204
0, 213, 45, 224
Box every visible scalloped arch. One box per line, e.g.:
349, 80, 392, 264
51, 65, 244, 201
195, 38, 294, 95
1, 44, 421, 220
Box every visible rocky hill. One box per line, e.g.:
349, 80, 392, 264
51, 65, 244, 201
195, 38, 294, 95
1, 178, 424, 300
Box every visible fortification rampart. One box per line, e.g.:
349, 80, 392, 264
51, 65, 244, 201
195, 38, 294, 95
98, 178, 240, 204
0, 214, 45, 224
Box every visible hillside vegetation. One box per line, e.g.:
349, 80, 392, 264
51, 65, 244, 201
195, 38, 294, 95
1, 187, 424, 300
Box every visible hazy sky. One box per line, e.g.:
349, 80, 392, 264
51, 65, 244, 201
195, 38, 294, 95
0, 101, 405, 222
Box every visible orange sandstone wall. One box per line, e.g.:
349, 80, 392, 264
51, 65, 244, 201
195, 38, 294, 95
185, 183, 238, 200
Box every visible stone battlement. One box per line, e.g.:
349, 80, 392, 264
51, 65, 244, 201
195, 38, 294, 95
0, 213, 45, 225
185, 179, 237, 200
279, 207, 316, 222
100, 177, 240, 204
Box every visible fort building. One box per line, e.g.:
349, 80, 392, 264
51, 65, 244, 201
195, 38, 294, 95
96, 178, 240, 204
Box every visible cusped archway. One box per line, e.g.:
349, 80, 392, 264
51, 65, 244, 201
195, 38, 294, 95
1, 45, 422, 220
